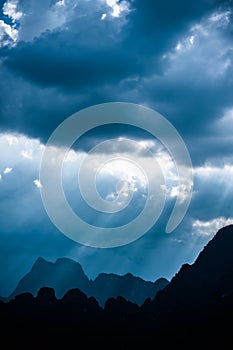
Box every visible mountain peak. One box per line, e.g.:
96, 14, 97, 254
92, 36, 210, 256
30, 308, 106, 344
34, 256, 50, 266
8, 257, 168, 306
153, 224, 233, 309
203, 224, 233, 248
9, 256, 89, 300
55, 257, 81, 265
194, 224, 233, 271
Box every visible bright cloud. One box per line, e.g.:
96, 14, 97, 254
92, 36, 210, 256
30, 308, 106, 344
0, 19, 18, 47
33, 179, 42, 189
106, 0, 129, 17
170, 182, 193, 204
13, 0, 68, 42
6, 0, 130, 43
0, 0, 22, 47
1, 130, 232, 237
21, 150, 33, 160
101, 13, 107, 20
3, 167, 13, 174
192, 217, 233, 236
3, 0, 23, 22
5, 135, 19, 145
216, 108, 233, 134
0, 133, 43, 173
194, 163, 233, 179
165, 9, 233, 79
56, 0, 65, 7
209, 10, 231, 25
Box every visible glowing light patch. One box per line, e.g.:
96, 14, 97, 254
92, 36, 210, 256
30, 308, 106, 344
40, 102, 193, 248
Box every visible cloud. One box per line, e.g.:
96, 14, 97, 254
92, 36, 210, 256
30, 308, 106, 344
140, 9, 233, 128
4, 31, 139, 91
0, 0, 231, 169
3, 166, 12, 173
1, 131, 231, 239
3, 0, 23, 22
0, 0, 23, 47
5, 134, 19, 145
106, 0, 130, 18
192, 217, 233, 236
33, 179, 42, 188
0, 0, 129, 44
190, 163, 233, 221
0, 18, 18, 47
101, 13, 107, 20
21, 149, 33, 159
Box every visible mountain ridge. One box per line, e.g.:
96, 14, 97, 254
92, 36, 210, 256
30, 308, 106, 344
8, 256, 169, 306
1, 225, 233, 347
140, 224, 233, 335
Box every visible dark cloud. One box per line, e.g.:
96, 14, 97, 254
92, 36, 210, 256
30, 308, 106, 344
125, 0, 226, 54
4, 36, 139, 90
0, 0, 232, 165
3, 0, 229, 89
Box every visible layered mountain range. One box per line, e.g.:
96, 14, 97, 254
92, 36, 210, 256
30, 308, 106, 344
8, 257, 169, 306
1, 225, 233, 348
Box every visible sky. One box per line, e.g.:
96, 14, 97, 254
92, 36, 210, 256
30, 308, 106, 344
0, 0, 233, 297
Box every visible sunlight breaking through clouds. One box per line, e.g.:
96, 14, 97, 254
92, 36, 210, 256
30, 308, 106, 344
106, 0, 130, 17
0, 19, 18, 47
0, 0, 23, 47
3, 0, 23, 22
192, 217, 233, 236
194, 163, 233, 178
0, 0, 131, 44
165, 8, 233, 79
216, 108, 233, 135
1, 131, 233, 237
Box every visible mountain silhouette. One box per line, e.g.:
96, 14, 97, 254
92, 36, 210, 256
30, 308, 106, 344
9, 256, 169, 306
153, 223, 233, 307
1, 225, 233, 348
9, 257, 89, 300
90, 272, 168, 306
140, 224, 233, 340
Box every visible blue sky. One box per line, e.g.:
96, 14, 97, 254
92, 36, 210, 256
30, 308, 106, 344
0, 0, 233, 297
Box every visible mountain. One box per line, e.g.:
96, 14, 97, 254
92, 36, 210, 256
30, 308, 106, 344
154, 224, 233, 307
9, 257, 90, 300
1, 225, 233, 347
141, 224, 233, 339
90, 272, 168, 306
8, 257, 169, 306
